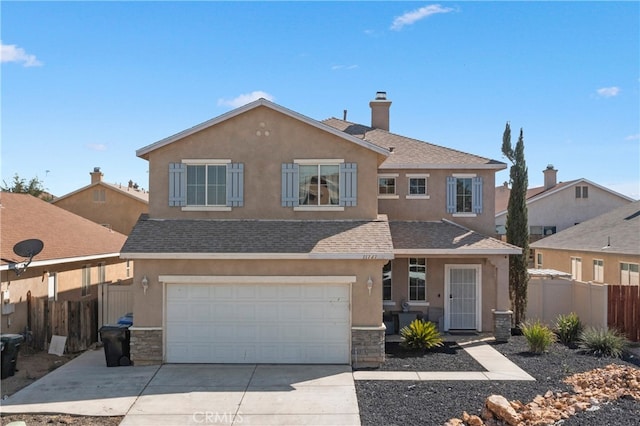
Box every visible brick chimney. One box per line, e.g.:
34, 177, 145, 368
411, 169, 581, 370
543, 164, 557, 190
370, 91, 391, 131
90, 167, 103, 184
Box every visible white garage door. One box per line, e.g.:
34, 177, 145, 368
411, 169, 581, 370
166, 282, 351, 364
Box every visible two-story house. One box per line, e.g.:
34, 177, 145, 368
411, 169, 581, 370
121, 93, 520, 367
53, 167, 149, 235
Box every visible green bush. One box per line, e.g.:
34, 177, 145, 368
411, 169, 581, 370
400, 319, 444, 351
555, 312, 583, 344
521, 320, 556, 354
579, 327, 628, 358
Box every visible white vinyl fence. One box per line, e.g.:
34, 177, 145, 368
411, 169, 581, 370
98, 280, 134, 328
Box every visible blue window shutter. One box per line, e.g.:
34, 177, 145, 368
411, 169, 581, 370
339, 163, 357, 206
472, 176, 483, 214
446, 176, 456, 213
226, 163, 244, 207
169, 162, 187, 207
281, 163, 299, 207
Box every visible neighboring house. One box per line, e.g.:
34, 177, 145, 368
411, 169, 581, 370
52, 167, 149, 235
0, 192, 129, 336
531, 200, 640, 285
496, 165, 634, 241
121, 92, 520, 367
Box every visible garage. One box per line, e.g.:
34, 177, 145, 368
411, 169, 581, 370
165, 278, 351, 364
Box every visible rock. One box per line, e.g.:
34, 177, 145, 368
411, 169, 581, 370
462, 411, 470, 422
444, 419, 464, 426
485, 394, 521, 426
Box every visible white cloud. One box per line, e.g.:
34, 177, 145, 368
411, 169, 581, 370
217, 91, 275, 108
624, 134, 639, 141
391, 4, 454, 31
596, 86, 620, 98
331, 64, 359, 71
86, 143, 107, 152
1, 42, 43, 67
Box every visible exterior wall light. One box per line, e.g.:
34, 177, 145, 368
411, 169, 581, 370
367, 276, 373, 296
142, 275, 149, 294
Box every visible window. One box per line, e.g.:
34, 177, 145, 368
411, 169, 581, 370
168, 161, 243, 209
93, 189, 106, 203
281, 161, 357, 208
530, 226, 557, 236
300, 164, 340, 205
593, 259, 604, 282
82, 265, 91, 297
378, 177, 396, 195
446, 175, 483, 215
382, 261, 392, 301
126, 260, 131, 278
98, 262, 106, 284
407, 174, 430, 199
408, 258, 426, 301
537, 253, 543, 268
620, 262, 639, 286
571, 257, 582, 281
575, 186, 588, 199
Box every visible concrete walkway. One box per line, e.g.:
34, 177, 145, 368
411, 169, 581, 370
353, 338, 535, 381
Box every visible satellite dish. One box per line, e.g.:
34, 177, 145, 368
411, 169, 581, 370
9, 239, 44, 276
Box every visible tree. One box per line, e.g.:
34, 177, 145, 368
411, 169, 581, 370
1, 174, 48, 198
501, 122, 530, 326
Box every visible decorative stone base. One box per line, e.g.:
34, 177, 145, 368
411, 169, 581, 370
493, 310, 513, 343
129, 327, 163, 365
352, 325, 385, 368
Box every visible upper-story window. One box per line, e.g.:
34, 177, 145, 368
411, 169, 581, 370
593, 259, 604, 282
575, 186, 588, 199
169, 160, 244, 210
446, 175, 483, 216
377, 174, 399, 199
620, 262, 639, 286
407, 174, 430, 199
93, 189, 106, 203
282, 160, 357, 210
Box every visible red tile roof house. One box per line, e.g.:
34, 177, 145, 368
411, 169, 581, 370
52, 167, 149, 236
0, 192, 129, 346
121, 92, 520, 367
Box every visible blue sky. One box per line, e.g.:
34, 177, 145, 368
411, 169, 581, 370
2, 1, 639, 199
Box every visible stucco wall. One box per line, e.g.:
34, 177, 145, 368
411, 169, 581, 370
379, 168, 497, 235
146, 106, 382, 220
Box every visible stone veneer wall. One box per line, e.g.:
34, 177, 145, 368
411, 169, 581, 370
130, 327, 163, 365
352, 326, 385, 368
493, 310, 513, 343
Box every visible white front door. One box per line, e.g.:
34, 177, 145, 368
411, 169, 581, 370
445, 265, 481, 331
165, 281, 351, 364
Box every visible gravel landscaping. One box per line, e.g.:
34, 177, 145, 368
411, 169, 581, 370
355, 336, 640, 426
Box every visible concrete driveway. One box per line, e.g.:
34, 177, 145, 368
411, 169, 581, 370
1, 349, 360, 425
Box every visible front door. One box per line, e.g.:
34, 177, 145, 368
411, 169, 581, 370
445, 265, 481, 330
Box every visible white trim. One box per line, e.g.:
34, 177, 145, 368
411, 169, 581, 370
182, 206, 233, 212
406, 195, 430, 200
406, 173, 430, 178
383, 301, 397, 307
453, 213, 477, 218
1, 253, 123, 271
452, 173, 477, 178
377, 195, 400, 200
182, 159, 231, 165
122, 252, 394, 260
294, 158, 345, 165
379, 163, 506, 170
378, 173, 399, 178
294, 206, 345, 212
159, 275, 357, 284
444, 264, 482, 332
408, 301, 430, 307
394, 248, 521, 255
351, 325, 386, 331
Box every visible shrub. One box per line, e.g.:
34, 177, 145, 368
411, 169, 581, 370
555, 312, 583, 344
400, 319, 444, 351
579, 327, 628, 358
521, 320, 556, 354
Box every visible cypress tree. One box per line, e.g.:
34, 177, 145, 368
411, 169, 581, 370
501, 122, 530, 326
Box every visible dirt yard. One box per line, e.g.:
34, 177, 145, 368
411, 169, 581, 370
1, 346, 123, 425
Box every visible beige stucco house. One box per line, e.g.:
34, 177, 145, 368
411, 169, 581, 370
496, 165, 634, 241
0, 192, 129, 337
53, 167, 149, 235
121, 93, 520, 366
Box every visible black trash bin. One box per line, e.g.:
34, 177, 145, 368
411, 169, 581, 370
99, 324, 131, 367
1, 333, 25, 379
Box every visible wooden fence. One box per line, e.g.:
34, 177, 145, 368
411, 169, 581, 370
29, 296, 98, 353
608, 285, 640, 342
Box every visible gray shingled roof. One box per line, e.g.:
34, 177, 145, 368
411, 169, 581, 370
323, 118, 506, 170
530, 200, 640, 255
390, 220, 521, 254
121, 215, 394, 258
